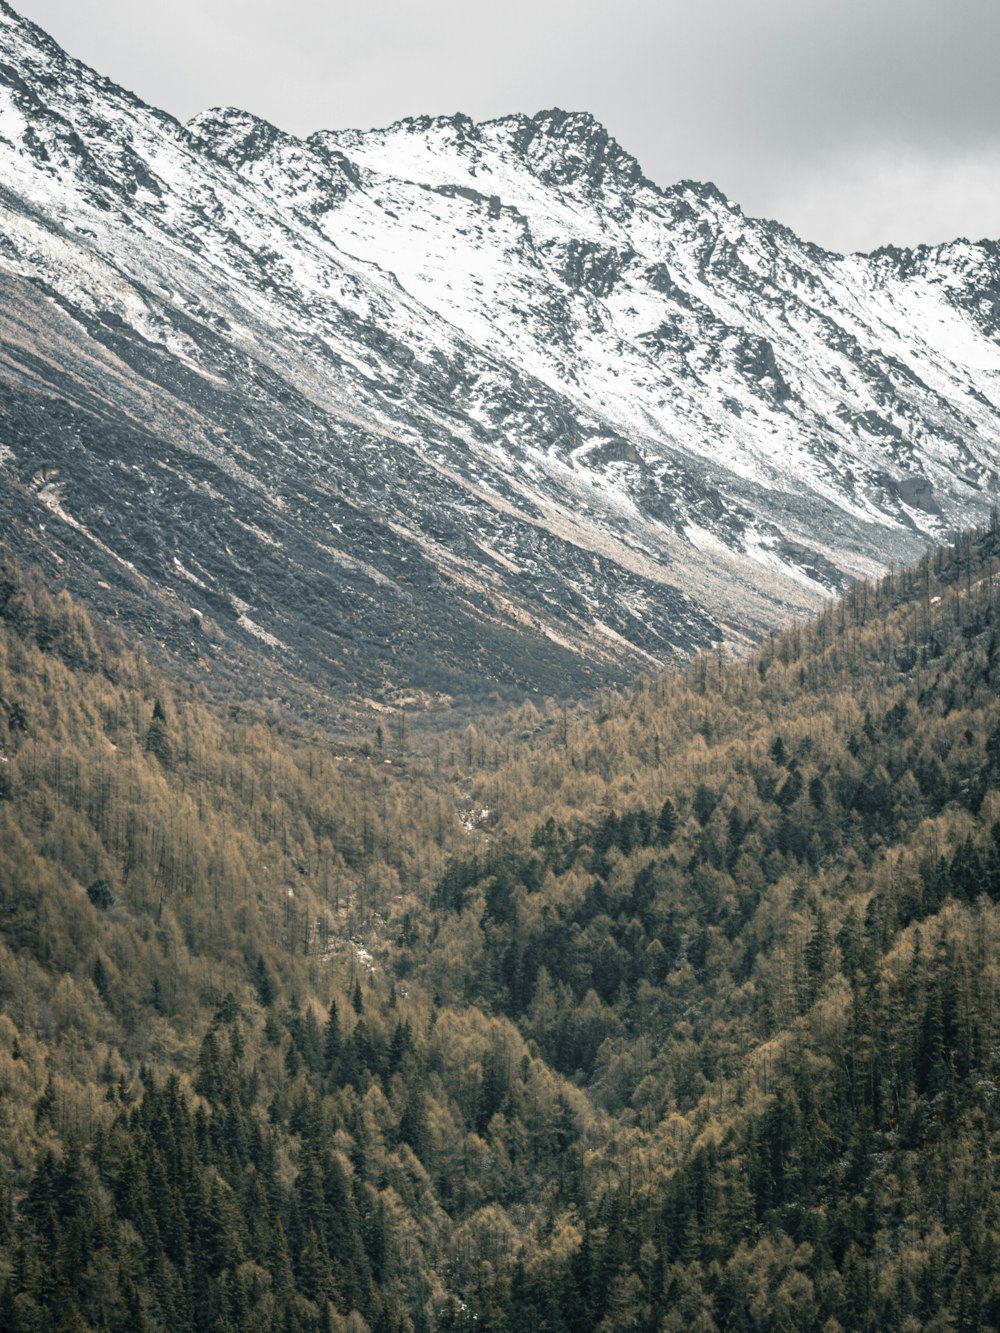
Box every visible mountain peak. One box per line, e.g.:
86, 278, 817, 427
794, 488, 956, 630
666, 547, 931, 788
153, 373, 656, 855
497, 106, 650, 192
188, 106, 295, 168
530, 107, 606, 135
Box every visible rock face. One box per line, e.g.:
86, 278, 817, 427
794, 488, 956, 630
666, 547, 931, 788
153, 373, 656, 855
2, 2, 1000, 709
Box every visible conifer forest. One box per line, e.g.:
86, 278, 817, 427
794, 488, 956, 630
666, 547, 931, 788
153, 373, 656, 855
4, 523, 1000, 1330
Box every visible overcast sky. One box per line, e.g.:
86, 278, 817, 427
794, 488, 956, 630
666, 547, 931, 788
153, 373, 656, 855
13, 0, 1000, 253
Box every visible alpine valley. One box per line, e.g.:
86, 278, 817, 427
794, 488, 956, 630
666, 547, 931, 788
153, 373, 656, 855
2, 1, 1000, 709
8, 6, 1000, 1333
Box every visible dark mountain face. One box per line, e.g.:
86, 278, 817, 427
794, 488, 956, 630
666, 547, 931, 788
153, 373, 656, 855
2, 0, 1000, 711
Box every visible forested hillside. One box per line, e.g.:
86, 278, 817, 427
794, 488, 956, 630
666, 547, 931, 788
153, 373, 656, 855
3, 522, 1000, 1330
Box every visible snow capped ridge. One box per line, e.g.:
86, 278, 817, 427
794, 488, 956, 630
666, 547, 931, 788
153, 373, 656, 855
314, 106, 653, 202
3, 0, 1000, 705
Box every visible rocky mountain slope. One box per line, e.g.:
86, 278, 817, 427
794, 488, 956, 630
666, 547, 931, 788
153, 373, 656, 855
2, 0, 1000, 707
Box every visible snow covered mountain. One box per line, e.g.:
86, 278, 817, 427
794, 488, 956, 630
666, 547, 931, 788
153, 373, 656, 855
2, 0, 1000, 709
